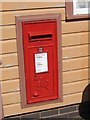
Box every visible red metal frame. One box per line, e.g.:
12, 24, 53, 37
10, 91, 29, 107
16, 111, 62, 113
22, 20, 58, 103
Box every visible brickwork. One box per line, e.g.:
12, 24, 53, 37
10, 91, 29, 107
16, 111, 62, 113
4, 102, 89, 120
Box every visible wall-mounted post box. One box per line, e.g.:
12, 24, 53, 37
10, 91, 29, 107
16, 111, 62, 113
15, 13, 62, 106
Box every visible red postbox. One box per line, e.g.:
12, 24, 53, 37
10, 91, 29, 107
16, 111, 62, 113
16, 14, 62, 105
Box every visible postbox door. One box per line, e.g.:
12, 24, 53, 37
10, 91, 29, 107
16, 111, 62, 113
25, 45, 58, 103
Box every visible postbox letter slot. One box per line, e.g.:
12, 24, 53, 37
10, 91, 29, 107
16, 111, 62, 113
29, 34, 52, 42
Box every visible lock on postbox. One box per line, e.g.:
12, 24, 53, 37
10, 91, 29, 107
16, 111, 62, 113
22, 20, 59, 104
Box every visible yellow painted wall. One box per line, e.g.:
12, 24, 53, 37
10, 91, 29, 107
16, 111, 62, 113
0, 2, 89, 117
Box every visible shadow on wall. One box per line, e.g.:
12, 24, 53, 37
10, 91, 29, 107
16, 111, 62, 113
79, 20, 90, 119
79, 83, 90, 120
